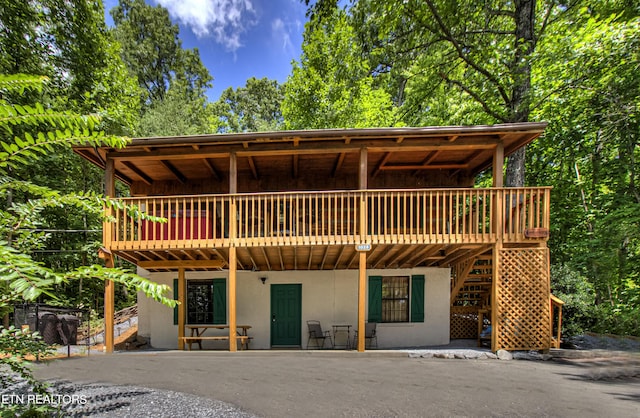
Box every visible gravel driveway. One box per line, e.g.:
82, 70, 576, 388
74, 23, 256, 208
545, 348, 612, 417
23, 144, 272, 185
26, 349, 640, 417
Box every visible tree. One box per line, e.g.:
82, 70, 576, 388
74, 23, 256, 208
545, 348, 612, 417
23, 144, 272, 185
526, 9, 640, 335
282, 9, 395, 129
110, 0, 212, 106
210, 77, 284, 133
137, 81, 210, 136
0, 74, 175, 412
305, 0, 581, 185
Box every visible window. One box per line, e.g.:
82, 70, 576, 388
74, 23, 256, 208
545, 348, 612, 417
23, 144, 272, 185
174, 278, 226, 325
382, 276, 409, 322
368, 275, 424, 323
187, 280, 214, 324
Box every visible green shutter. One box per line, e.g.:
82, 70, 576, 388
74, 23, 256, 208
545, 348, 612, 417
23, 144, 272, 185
368, 276, 382, 323
411, 275, 425, 323
212, 278, 227, 324
173, 278, 179, 325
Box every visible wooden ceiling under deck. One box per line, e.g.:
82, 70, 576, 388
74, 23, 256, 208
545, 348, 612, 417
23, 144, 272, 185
113, 243, 492, 273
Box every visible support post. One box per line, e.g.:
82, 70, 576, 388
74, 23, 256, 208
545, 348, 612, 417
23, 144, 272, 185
493, 142, 504, 188
357, 251, 367, 352
359, 147, 368, 190
228, 151, 238, 351
228, 246, 237, 352
177, 268, 185, 350
103, 158, 115, 354
491, 243, 501, 352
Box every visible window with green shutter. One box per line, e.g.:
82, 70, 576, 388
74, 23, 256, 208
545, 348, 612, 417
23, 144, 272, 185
368, 274, 425, 323
186, 279, 227, 324
410, 275, 425, 322
173, 278, 179, 325
368, 276, 382, 323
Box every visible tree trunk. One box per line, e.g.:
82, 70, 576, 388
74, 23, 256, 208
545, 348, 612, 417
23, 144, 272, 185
506, 0, 536, 187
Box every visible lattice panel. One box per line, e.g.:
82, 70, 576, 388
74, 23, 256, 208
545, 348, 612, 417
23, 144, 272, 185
450, 306, 480, 339
496, 247, 551, 350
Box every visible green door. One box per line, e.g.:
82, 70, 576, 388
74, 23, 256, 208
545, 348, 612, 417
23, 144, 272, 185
271, 284, 302, 347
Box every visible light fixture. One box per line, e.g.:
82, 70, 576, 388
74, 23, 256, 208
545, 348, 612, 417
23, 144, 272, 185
260, 277, 267, 285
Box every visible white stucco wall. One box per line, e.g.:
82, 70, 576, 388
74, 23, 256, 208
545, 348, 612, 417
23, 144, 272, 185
137, 267, 450, 350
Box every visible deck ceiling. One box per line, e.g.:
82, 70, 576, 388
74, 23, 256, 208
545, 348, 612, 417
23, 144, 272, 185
114, 243, 492, 273
74, 123, 546, 187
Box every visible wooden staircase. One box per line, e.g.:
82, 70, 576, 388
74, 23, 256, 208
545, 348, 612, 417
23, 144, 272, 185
451, 255, 492, 307
450, 254, 492, 339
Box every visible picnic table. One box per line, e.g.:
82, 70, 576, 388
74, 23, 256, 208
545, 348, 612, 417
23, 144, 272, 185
181, 325, 252, 350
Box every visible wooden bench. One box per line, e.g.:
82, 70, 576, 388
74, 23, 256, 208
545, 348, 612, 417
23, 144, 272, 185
180, 335, 252, 351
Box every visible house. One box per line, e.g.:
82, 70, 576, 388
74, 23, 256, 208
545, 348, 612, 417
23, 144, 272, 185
75, 123, 556, 352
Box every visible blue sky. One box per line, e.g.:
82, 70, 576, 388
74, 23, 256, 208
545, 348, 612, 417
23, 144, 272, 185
104, 0, 308, 101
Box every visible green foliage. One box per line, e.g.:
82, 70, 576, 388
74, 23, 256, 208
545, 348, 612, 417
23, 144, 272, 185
550, 264, 597, 337
137, 81, 210, 136
0, 327, 53, 391
527, 8, 640, 336
110, 0, 212, 106
0, 74, 175, 310
210, 77, 284, 133
282, 9, 396, 129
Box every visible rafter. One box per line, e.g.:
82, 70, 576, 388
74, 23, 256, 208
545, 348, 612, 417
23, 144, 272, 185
121, 161, 153, 185
247, 156, 259, 180
159, 160, 186, 183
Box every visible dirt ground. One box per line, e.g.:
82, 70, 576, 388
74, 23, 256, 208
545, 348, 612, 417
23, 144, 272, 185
33, 350, 639, 417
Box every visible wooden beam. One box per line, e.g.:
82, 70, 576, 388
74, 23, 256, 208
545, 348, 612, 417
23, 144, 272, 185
372, 152, 392, 178
493, 142, 504, 187
319, 246, 330, 270
229, 152, 237, 194
247, 156, 259, 180
359, 148, 368, 190
103, 160, 115, 355
160, 160, 186, 184
138, 260, 225, 269
385, 244, 419, 268
261, 247, 271, 271
307, 246, 314, 270
357, 251, 366, 352
380, 164, 469, 170
229, 247, 237, 352
246, 248, 258, 271
492, 243, 501, 351
122, 161, 153, 185
106, 137, 501, 161
202, 158, 220, 180
278, 247, 285, 270
332, 153, 346, 177
333, 245, 347, 269
178, 268, 185, 350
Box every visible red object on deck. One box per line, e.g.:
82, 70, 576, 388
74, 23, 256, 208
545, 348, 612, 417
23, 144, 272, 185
141, 210, 212, 240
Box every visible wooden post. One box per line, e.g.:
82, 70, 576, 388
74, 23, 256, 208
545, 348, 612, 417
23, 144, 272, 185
357, 251, 367, 352
229, 151, 238, 351
103, 158, 115, 354
229, 152, 237, 194
491, 242, 501, 352
228, 246, 237, 352
177, 268, 185, 350
359, 147, 368, 190
493, 142, 504, 188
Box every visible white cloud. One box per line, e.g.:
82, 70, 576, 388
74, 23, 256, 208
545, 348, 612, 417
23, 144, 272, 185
155, 0, 256, 51
271, 18, 292, 53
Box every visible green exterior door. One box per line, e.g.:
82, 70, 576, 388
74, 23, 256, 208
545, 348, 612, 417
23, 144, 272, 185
270, 284, 302, 347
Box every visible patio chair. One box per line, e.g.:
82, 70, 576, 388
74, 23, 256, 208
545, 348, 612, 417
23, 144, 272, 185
306, 320, 333, 349
353, 322, 377, 349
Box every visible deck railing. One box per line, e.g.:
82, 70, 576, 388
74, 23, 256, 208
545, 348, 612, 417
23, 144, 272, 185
106, 188, 550, 250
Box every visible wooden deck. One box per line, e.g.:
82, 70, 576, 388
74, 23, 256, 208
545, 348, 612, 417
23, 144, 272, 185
105, 187, 550, 271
